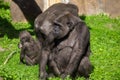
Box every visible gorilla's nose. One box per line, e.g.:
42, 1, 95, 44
40, 21, 53, 36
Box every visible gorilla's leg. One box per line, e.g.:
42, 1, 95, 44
77, 56, 93, 78
48, 54, 61, 76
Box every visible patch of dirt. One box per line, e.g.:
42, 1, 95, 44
105, 23, 113, 30
0, 77, 3, 80
0, 46, 4, 52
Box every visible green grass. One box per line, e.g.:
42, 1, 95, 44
0, 1, 120, 80
85, 15, 120, 80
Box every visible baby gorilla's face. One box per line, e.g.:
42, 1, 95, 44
19, 31, 31, 45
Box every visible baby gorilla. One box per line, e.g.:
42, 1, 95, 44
19, 31, 41, 65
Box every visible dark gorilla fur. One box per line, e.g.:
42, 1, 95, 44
19, 30, 41, 65
34, 3, 93, 79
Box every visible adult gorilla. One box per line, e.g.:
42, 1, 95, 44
34, 3, 93, 80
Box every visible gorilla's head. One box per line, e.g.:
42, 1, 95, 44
19, 31, 32, 46
35, 12, 81, 44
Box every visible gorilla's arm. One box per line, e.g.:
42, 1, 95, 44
39, 48, 49, 79
20, 46, 25, 64
48, 54, 61, 76
24, 55, 38, 65
63, 22, 90, 77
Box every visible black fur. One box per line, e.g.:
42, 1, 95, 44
34, 3, 93, 80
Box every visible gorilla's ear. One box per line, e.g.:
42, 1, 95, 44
54, 11, 80, 29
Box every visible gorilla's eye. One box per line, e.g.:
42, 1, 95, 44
67, 21, 73, 28
21, 37, 30, 43
53, 25, 60, 34
54, 26, 60, 33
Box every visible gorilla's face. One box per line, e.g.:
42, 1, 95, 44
35, 12, 80, 43
39, 19, 70, 40
19, 31, 32, 47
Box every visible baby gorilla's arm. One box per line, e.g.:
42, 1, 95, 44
24, 55, 37, 65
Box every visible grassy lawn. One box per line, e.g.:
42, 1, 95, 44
0, 1, 120, 80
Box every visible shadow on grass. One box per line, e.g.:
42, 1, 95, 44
80, 15, 86, 21
0, 16, 34, 39
80, 15, 91, 30
0, 3, 9, 10
13, 0, 42, 26
0, 1, 35, 39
